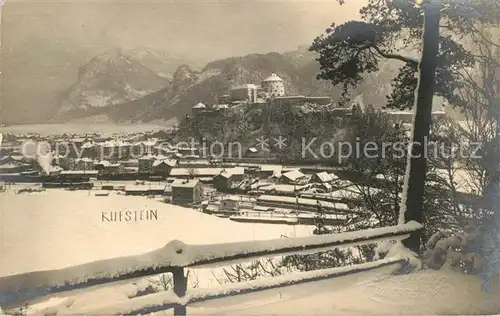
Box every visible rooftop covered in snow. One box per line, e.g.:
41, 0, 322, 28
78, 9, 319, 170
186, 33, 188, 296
262, 73, 284, 82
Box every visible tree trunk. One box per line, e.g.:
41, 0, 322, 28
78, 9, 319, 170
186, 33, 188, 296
400, 0, 443, 253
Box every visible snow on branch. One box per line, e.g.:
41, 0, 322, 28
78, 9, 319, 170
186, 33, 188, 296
0, 222, 422, 306
184, 221, 422, 269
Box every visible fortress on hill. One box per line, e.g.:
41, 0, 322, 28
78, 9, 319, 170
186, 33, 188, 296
191, 73, 448, 124
191, 73, 333, 117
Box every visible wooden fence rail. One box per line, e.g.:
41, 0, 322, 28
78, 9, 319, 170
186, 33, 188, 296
1, 221, 422, 314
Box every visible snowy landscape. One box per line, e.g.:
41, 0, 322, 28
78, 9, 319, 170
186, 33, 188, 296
1, 0, 500, 315
2, 186, 498, 315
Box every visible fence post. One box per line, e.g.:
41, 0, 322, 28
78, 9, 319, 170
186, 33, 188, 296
173, 267, 187, 316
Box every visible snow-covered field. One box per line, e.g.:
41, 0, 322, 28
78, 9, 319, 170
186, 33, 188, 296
1, 189, 314, 277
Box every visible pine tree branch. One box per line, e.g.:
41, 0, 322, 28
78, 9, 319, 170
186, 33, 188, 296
370, 45, 419, 65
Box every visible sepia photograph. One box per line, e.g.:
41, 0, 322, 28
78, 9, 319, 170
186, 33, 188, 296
0, 0, 499, 315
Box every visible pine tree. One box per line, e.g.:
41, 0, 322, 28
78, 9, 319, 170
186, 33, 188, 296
481, 172, 500, 292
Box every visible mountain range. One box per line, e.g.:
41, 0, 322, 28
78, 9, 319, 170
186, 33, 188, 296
4, 45, 454, 125
56, 49, 169, 121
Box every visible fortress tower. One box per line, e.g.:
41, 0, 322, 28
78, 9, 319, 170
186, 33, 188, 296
261, 73, 285, 98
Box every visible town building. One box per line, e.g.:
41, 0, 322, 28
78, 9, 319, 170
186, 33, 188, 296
0, 162, 32, 174
125, 186, 150, 196
70, 138, 87, 148
122, 159, 139, 168
41, 165, 64, 176
191, 102, 231, 118
121, 159, 139, 174
330, 106, 354, 117
169, 167, 223, 179
152, 158, 177, 176
74, 158, 95, 171
52, 155, 73, 170
10, 152, 28, 163
125, 184, 166, 196
141, 139, 158, 156
0, 155, 18, 165
95, 161, 125, 175
270, 96, 331, 107
310, 171, 336, 184
99, 140, 129, 160
171, 179, 204, 205
138, 155, 156, 174
129, 143, 145, 158
257, 164, 283, 179
80, 142, 97, 159
246, 147, 259, 157
213, 104, 229, 116
220, 196, 240, 211
105, 162, 125, 175
59, 170, 99, 180
280, 170, 308, 185
230, 84, 257, 103
212, 168, 245, 191
217, 94, 232, 104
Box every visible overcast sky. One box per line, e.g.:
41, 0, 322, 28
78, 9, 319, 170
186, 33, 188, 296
3, 0, 365, 62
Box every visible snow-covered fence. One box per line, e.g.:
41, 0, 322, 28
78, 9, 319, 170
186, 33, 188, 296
0, 221, 422, 314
